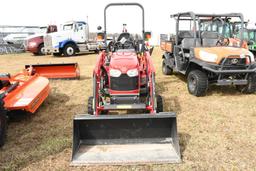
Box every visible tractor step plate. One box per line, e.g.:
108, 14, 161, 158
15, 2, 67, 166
103, 104, 146, 110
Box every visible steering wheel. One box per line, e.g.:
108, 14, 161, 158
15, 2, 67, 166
113, 41, 123, 50
216, 36, 230, 46
123, 40, 134, 49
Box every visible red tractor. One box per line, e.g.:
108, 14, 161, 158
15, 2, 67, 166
71, 3, 180, 165
88, 33, 162, 114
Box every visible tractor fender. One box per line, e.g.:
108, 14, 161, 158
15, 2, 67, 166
93, 51, 106, 76
59, 39, 77, 49
145, 52, 155, 73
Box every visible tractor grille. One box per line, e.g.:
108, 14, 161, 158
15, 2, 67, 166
44, 35, 52, 48
221, 57, 247, 69
110, 74, 138, 91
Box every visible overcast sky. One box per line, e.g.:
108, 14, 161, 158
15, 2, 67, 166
0, 0, 255, 43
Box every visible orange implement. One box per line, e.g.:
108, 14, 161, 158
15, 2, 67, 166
1, 73, 50, 113
25, 63, 80, 79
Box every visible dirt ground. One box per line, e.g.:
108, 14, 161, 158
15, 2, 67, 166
0, 48, 255, 170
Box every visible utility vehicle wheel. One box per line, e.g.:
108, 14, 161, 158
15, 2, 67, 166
187, 70, 208, 97
237, 74, 256, 94
162, 60, 173, 75
156, 95, 163, 113
88, 96, 93, 114
63, 44, 76, 57
53, 52, 62, 57
0, 102, 7, 147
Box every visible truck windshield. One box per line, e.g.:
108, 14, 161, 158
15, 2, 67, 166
63, 24, 73, 31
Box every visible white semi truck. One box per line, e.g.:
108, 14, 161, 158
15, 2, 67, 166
43, 21, 100, 57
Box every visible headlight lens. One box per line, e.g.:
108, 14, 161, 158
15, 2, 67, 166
109, 69, 121, 77
199, 51, 218, 63
29, 42, 37, 47
127, 69, 138, 77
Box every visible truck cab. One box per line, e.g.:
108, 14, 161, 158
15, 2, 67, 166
26, 25, 57, 55
44, 21, 98, 57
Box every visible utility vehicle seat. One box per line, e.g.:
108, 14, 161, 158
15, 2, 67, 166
201, 31, 219, 47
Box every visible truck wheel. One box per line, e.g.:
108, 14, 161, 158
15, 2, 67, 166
0, 101, 7, 147
162, 60, 173, 75
156, 95, 163, 113
237, 73, 256, 94
88, 96, 93, 114
37, 44, 44, 56
187, 70, 208, 97
63, 44, 76, 57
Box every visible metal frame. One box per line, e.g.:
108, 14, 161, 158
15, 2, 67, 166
104, 3, 145, 51
171, 12, 245, 48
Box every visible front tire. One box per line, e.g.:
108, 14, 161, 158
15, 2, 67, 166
187, 70, 208, 97
156, 95, 163, 113
237, 73, 256, 94
37, 44, 44, 56
63, 44, 76, 57
87, 96, 93, 115
0, 101, 7, 147
162, 59, 173, 75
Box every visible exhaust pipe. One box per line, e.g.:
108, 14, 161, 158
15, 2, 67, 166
71, 112, 181, 165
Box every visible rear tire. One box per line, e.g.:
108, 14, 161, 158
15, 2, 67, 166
88, 96, 93, 115
237, 73, 256, 94
162, 60, 173, 75
187, 70, 208, 97
0, 101, 7, 147
156, 95, 163, 113
63, 44, 76, 57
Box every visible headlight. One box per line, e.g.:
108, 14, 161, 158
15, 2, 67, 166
29, 42, 37, 47
127, 69, 138, 77
248, 51, 255, 62
109, 69, 121, 77
199, 51, 218, 63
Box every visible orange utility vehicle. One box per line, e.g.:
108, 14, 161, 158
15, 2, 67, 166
0, 70, 50, 147
161, 12, 256, 96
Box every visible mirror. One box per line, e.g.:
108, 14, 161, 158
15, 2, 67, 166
97, 26, 102, 31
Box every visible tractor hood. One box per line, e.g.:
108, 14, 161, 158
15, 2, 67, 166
110, 51, 139, 73
194, 47, 255, 64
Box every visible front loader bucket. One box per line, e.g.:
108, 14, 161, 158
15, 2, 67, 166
25, 63, 80, 79
71, 113, 181, 165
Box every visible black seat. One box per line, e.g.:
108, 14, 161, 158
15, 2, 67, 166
201, 31, 219, 47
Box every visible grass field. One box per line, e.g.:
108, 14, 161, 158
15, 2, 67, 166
0, 47, 255, 170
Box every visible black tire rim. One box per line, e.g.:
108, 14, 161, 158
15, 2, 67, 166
188, 75, 197, 92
